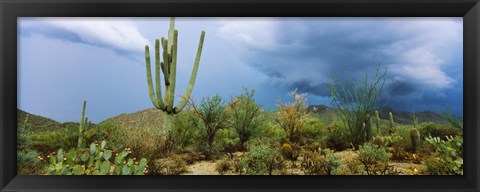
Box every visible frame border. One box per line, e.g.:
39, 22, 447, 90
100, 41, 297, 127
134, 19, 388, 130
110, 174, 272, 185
1, 0, 479, 191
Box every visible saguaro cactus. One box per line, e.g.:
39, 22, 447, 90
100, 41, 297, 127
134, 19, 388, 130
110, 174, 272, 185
375, 111, 381, 133
78, 100, 89, 148
410, 112, 421, 153
145, 17, 206, 115
365, 116, 373, 142
388, 112, 395, 134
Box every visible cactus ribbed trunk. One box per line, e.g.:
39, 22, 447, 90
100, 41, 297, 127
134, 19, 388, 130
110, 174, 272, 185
410, 128, 420, 153
162, 112, 173, 134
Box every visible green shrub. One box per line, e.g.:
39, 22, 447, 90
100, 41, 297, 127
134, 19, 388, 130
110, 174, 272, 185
419, 122, 460, 140
43, 140, 148, 175
26, 126, 78, 154
226, 87, 265, 150
325, 125, 350, 151
424, 135, 463, 175
240, 144, 282, 175
216, 128, 241, 153
298, 117, 326, 145
357, 143, 392, 175
17, 150, 44, 175
190, 95, 230, 160
172, 110, 199, 150
300, 149, 341, 175
89, 121, 128, 151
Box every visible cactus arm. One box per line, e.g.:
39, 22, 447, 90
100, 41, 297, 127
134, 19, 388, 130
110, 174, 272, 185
161, 38, 170, 85
145, 45, 161, 109
167, 17, 175, 53
166, 30, 179, 113
154, 39, 166, 109
175, 31, 206, 113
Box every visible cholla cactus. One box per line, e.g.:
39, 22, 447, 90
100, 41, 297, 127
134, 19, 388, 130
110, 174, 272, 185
145, 17, 206, 114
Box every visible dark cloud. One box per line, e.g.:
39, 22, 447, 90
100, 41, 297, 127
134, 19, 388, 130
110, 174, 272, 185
220, 18, 463, 115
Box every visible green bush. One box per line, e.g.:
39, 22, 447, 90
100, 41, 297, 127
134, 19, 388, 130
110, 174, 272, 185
26, 126, 78, 154
240, 144, 282, 175
298, 117, 326, 145
419, 122, 461, 140
172, 111, 199, 150
17, 150, 44, 175
325, 125, 350, 151
89, 121, 128, 151
424, 135, 463, 175
43, 140, 148, 175
357, 143, 392, 175
216, 128, 241, 153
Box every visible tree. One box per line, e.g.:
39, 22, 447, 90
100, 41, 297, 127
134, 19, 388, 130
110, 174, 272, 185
275, 90, 309, 143
227, 87, 264, 151
329, 64, 387, 147
189, 95, 229, 160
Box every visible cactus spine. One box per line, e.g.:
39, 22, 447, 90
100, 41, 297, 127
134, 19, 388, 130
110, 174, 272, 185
410, 111, 420, 153
145, 17, 206, 115
78, 100, 89, 148
375, 110, 380, 133
388, 112, 395, 134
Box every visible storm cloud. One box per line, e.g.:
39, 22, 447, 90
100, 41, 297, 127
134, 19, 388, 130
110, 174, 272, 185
219, 17, 463, 115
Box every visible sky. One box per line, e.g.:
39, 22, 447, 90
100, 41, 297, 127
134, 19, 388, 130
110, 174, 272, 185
18, 17, 463, 123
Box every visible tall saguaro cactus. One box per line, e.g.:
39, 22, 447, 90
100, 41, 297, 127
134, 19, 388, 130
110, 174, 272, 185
145, 17, 206, 115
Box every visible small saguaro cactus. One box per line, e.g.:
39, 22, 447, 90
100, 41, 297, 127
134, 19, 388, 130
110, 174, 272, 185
145, 17, 206, 115
388, 112, 395, 134
410, 112, 421, 153
78, 100, 90, 148
365, 116, 373, 142
375, 110, 381, 133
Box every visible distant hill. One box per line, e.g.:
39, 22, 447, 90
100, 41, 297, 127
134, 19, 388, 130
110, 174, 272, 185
17, 109, 63, 132
307, 105, 449, 125
101, 108, 166, 130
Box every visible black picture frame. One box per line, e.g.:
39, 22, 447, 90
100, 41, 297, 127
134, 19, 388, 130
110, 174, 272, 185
1, 0, 479, 191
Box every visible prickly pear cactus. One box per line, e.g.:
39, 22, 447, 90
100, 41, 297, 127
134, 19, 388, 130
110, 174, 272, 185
43, 140, 148, 175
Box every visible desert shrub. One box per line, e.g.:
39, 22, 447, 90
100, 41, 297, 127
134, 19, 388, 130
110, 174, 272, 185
419, 122, 461, 140
424, 135, 463, 175
240, 144, 282, 175
215, 159, 231, 175
261, 123, 287, 144
43, 140, 148, 175
329, 64, 387, 147
216, 128, 241, 153
17, 150, 44, 175
357, 143, 393, 175
171, 110, 199, 150
125, 125, 173, 164
227, 87, 266, 150
300, 149, 341, 175
89, 121, 128, 151
26, 126, 78, 154
297, 117, 326, 145
275, 90, 309, 143
152, 155, 188, 175
325, 125, 350, 151
190, 95, 230, 160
